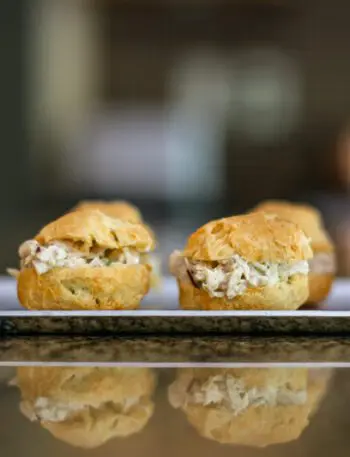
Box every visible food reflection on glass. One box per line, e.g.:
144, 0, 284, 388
10, 208, 156, 310
168, 368, 331, 447
170, 212, 313, 310
0, 367, 16, 384
14, 367, 156, 449
253, 200, 336, 304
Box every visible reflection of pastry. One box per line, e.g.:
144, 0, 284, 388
0, 367, 15, 384
254, 201, 335, 304
170, 212, 312, 310
16, 209, 155, 310
168, 368, 328, 447
308, 368, 333, 416
16, 367, 156, 449
74, 200, 161, 288
74, 200, 143, 224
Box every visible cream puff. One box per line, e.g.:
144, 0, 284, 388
254, 201, 335, 304
168, 368, 328, 447
16, 367, 156, 448
15, 209, 155, 310
170, 212, 313, 310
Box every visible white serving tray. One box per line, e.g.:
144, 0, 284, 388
1, 277, 350, 335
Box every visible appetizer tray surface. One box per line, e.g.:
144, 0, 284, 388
1, 277, 350, 335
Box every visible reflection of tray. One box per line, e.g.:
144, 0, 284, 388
2, 277, 350, 335
0, 336, 350, 366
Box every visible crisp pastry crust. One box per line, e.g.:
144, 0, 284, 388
71, 205, 161, 288
168, 368, 327, 447
177, 273, 309, 310
17, 265, 151, 310
184, 213, 312, 263
74, 200, 142, 224
35, 209, 155, 254
72, 200, 157, 241
253, 201, 336, 304
17, 367, 156, 448
253, 200, 334, 254
307, 273, 334, 305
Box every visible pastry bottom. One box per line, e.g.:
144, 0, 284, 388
17, 265, 151, 310
178, 274, 309, 311
307, 273, 334, 305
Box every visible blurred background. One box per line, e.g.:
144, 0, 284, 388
2, 0, 350, 274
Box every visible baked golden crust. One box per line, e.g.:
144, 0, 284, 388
253, 200, 334, 253
73, 200, 157, 245
74, 200, 142, 224
177, 274, 309, 310
307, 273, 334, 304
35, 209, 155, 254
168, 368, 324, 447
17, 367, 156, 448
17, 265, 151, 310
184, 213, 312, 263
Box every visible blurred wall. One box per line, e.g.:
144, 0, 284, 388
0, 1, 28, 210
3, 0, 350, 271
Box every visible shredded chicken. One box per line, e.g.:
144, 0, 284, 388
21, 395, 140, 423
18, 239, 140, 275
171, 251, 309, 299
171, 374, 307, 416
309, 252, 336, 275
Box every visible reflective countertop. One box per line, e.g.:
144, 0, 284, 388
0, 337, 350, 456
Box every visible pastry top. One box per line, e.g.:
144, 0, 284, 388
253, 200, 333, 253
35, 209, 155, 254
74, 200, 142, 224
184, 212, 313, 263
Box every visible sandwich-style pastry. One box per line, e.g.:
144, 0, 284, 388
16, 367, 156, 449
254, 200, 335, 304
74, 200, 143, 224
15, 209, 155, 310
74, 200, 161, 288
168, 368, 329, 447
170, 212, 313, 310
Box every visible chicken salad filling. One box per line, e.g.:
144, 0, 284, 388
18, 239, 141, 275
170, 251, 309, 299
